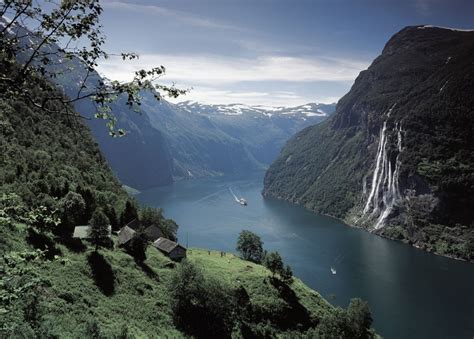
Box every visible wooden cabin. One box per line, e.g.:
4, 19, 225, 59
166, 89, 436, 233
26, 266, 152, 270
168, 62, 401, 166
152, 237, 187, 261
73, 225, 112, 239
143, 225, 163, 242
117, 225, 136, 246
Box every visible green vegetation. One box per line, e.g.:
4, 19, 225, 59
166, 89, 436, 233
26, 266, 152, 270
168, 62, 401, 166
88, 209, 110, 252
1, 215, 377, 338
0, 64, 376, 339
0, 3, 378, 337
236, 230, 264, 263
264, 251, 293, 283
0, 0, 185, 136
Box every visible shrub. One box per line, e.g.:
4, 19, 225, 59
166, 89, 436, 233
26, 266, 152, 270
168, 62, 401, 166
236, 230, 264, 263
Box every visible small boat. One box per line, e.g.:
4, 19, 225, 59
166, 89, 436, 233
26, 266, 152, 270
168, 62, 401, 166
238, 198, 247, 206
229, 188, 248, 206
330, 267, 337, 275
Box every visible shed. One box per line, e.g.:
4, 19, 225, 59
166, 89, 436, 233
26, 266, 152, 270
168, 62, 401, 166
152, 237, 187, 261
117, 225, 136, 246
144, 225, 163, 242
73, 225, 112, 239
125, 218, 140, 230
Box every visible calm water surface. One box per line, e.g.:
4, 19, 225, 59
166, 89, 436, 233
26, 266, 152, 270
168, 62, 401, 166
137, 173, 474, 339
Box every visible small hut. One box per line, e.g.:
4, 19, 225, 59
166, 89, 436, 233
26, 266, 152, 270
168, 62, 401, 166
73, 225, 112, 239
152, 237, 186, 261
117, 225, 136, 246
143, 225, 163, 242
124, 219, 140, 230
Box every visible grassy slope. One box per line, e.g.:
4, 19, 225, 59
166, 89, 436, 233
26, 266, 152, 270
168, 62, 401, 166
1, 223, 334, 338
188, 249, 333, 323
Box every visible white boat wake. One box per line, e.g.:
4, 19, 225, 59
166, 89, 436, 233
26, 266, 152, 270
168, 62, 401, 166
229, 187, 247, 206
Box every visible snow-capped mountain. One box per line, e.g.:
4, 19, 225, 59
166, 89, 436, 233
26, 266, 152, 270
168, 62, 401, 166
176, 101, 334, 120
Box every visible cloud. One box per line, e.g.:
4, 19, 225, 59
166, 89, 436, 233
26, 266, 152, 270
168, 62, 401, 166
101, 0, 244, 31
97, 52, 365, 106
414, 0, 432, 16
165, 86, 313, 107
97, 53, 369, 85
413, 0, 445, 16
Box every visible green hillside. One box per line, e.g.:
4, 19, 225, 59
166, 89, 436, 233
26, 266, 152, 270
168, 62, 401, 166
0, 77, 375, 338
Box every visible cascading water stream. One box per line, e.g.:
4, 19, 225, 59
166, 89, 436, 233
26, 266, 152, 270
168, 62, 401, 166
363, 121, 387, 214
362, 106, 403, 229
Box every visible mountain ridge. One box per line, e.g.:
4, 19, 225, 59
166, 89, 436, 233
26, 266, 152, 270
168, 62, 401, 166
263, 25, 474, 261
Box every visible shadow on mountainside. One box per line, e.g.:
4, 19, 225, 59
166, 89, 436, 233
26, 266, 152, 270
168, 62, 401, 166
26, 229, 62, 260
268, 277, 313, 330
88, 251, 115, 296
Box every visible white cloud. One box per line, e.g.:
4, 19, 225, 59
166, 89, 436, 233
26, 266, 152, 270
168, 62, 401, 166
97, 53, 368, 85
96, 52, 364, 106
101, 1, 244, 31
162, 86, 338, 107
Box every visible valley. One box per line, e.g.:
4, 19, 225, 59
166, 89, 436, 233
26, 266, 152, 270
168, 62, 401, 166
137, 173, 474, 339
1, 1, 473, 338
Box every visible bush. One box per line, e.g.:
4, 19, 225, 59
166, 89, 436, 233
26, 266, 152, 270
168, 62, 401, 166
169, 260, 235, 338
264, 251, 284, 277
59, 191, 86, 230
236, 230, 264, 263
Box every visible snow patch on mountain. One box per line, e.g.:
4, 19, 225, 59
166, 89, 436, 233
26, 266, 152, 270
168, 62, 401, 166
417, 25, 474, 32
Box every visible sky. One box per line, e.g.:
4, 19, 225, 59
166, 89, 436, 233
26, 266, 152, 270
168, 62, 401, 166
96, 0, 474, 106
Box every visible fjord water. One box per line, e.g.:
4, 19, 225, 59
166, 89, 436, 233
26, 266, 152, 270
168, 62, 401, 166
137, 173, 474, 339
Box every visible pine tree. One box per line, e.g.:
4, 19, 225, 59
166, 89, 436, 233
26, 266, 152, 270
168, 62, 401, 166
88, 208, 110, 252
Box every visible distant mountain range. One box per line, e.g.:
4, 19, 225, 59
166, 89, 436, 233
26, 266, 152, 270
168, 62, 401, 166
176, 101, 333, 118
106, 97, 335, 188
263, 25, 474, 261
3, 16, 335, 190
82, 88, 335, 189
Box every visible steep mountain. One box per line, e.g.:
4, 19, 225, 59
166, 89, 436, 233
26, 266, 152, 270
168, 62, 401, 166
1, 16, 175, 191
1, 16, 335, 191
87, 96, 334, 188
263, 25, 474, 261
177, 101, 334, 164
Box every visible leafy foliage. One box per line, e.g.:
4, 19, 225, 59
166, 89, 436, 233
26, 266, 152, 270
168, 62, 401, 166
59, 191, 86, 230
0, 0, 185, 136
236, 230, 264, 263
264, 251, 284, 277
0, 77, 129, 235
88, 208, 110, 251
127, 231, 148, 263
169, 260, 235, 338
24, 205, 61, 234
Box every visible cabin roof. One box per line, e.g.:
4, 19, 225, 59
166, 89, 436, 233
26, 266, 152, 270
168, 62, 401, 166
144, 225, 163, 241
117, 225, 136, 245
73, 225, 112, 239
125, 218, 140, 230
152, 237, 186, 254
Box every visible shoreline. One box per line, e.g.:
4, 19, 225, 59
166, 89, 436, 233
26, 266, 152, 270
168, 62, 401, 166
262, 191, 472, 264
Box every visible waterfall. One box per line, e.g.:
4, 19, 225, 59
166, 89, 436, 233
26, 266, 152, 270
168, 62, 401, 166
363, 121, 387, 214
363, 118, 403, 229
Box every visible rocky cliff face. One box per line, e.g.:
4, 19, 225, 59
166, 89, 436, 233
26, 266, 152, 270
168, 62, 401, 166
263, 26, 474, 261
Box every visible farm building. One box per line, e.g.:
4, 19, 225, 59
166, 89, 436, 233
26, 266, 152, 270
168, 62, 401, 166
143, 225, 163, 242
117, 225, 136, 246
152, 237, 187, 261
73, 225, 112, 239
124, 219, 140, 230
